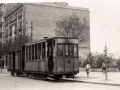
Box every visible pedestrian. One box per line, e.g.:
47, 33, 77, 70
85, 62, 91, 77
102, 62, 105, 73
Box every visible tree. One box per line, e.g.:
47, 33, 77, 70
116, 58, 120, 71
12, 34, 30, 51
84, 52, 94, 67
2, 34, 30, 55
55, 15, 90, 43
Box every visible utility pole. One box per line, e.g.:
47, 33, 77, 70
31, 22, 33, 42
104, 42, 108, 80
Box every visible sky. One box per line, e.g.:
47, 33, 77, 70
2, 0, 120, 53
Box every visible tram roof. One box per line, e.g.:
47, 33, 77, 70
23, 37, 78, 46
45, 37, 78, 40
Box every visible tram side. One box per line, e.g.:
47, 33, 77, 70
6, 37, 79, 80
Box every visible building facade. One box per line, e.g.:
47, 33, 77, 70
0, 4, 5, 59
4, 3, 90, 59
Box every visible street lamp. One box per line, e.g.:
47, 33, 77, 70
104, 42, 108, 80
105, 58, 108, 80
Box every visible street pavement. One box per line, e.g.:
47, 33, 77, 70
0, 68, 120, 86
67, 71, 120, 86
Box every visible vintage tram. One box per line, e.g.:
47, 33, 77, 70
7, 37, 79, 80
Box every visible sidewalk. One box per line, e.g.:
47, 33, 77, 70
0, 69, 120, 86
71, 71, 120, 86
0, 68, 10, 74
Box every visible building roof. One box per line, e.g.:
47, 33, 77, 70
27, 2, 89, 11
5, 2, 89, 18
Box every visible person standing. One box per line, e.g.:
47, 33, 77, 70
102, 62, 105, 73
85, 62, 91, 77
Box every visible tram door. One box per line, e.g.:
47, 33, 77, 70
64, 44, 74, 73
47, 40, 53, 72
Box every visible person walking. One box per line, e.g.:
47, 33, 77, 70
85, 62, 91, 77
102, 62, 105, 73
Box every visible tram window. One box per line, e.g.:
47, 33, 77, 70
26, 46, 28, 61
58, 45, 63, 57
42, 43, 45, 59
65, 45, 72, 56
74, 45, 78, 57
38, 43, 41, 59
49, 46, 51, 55
29, 46, 31, 60
35, 44, 37, 60
53, 39, 55, 46
32, 45, 34, 60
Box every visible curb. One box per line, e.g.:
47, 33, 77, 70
77, 80, 120, 86
65, 79, 120, 86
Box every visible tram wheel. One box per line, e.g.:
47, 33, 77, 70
65, 74, 71, 78
11, 72, 14, 76
54, 75, 62, 80
16, 72, 20, 77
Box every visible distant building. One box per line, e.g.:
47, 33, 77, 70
4, 3, 90, 58
0, 4, 5, 59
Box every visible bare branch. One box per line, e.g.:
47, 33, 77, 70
55, 15, 90, 44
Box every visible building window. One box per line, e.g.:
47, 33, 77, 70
19, 21, 22, 31
5, 28, 8, 37
18, 9, 22, 17
9, 16, 12, 23
9, 27, 12, 36
14, 23, 17, 34
15, 13, 17, 19
5, 19, 8, 26
20, 21, 22, 29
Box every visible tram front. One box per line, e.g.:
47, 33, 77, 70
56, 37, 79, 77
